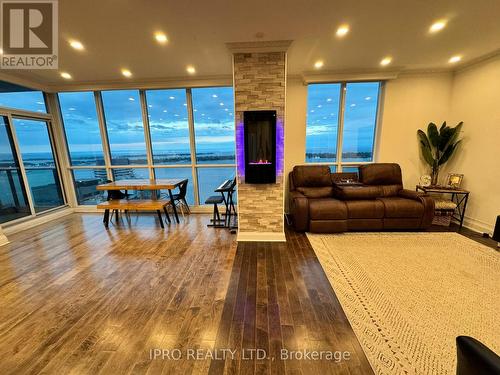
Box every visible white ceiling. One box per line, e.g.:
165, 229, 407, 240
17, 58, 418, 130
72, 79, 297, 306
4, 0, 500, 88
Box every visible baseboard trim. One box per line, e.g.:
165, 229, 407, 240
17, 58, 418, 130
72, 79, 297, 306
462, 216, 493, 234
3, 207, 74, 235
237, 231, 286, 242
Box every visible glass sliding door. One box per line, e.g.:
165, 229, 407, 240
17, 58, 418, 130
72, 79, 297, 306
13, 118, 65, 213
0, 117, 31, 223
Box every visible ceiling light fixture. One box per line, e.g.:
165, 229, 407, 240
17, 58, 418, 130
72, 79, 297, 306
314, 60, 324, 69
69, 40, 84, 50
429, 20, 447, 33
121, 68, 132, 77
186, 65, 196, 74
448, 55, 462, 64
380, 56, 392, 66
154, 32, 168, 44
336, 25, 349, 37
60, 72, 72, 79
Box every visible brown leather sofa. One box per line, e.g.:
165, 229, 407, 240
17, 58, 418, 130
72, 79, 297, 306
289, 163, 435, 233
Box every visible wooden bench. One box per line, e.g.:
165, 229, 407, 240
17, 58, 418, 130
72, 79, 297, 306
97, 199, 171, 228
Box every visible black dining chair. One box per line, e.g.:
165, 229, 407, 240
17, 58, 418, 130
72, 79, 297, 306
105, 179, 129, 220
161, 179, 190, 218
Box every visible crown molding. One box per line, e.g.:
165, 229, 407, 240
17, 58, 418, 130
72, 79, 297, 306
454, 48, 500, 74
226, 40, 293, 54
301, 69, 400, 84
45, 75, 234, 92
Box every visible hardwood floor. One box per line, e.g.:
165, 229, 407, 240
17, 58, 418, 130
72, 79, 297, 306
0, 214, 237, 375
0, 213, 496, 374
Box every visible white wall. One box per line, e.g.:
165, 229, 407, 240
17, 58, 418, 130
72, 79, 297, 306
284, 61, 499, 233
377, 72, 453, 187
446, 56, 500, 232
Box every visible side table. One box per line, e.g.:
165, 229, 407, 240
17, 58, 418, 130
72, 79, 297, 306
416, 185, 470, 229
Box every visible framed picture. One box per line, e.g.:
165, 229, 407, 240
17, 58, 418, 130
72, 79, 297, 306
445, 173, 464, 188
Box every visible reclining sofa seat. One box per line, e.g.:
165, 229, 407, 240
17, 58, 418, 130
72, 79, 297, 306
289, 163, 434, 233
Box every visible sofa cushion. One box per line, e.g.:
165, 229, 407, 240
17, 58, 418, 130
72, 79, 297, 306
359, 163, 402, 185
345, 200, 385, 219
297, 186, 333, 198
377, 197, 424, 218
292, 165, 331, 187
378, 184, 403, 197
309, 199, 347, 220
333, 185, 381, 200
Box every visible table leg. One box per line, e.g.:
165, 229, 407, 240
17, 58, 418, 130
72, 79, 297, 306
168, 189, 180, 223
459, 194, 469, 229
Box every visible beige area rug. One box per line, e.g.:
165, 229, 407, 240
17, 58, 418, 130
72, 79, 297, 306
306, 232, 500, 375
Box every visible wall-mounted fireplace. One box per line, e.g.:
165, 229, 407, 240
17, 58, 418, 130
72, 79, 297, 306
244, 110, 276, 184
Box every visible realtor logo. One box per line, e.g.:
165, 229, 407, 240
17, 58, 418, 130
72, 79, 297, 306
1, 0, 58, 68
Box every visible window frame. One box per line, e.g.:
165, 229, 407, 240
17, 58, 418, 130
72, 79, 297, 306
57, 86, 236, 207
305, 81, 384, 172
0, 99, 68, 225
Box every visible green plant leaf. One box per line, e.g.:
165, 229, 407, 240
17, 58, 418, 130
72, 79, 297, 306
439, 121, 447, 133
427, 123, 439, 147
420, 143, 435, 166
438, 140, 461, 165
441, 121, 463, 153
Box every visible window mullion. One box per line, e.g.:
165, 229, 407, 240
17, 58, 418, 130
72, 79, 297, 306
336, 83, 347, 172
94, 92, 113, 181
139, 90, 155, 179
186, 88, 200, 205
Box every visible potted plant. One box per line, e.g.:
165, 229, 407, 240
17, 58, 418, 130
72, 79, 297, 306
417, 122, 463, 186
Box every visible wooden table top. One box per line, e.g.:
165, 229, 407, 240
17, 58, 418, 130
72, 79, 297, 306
96, 178, 184, 191
416, 185, 470, 194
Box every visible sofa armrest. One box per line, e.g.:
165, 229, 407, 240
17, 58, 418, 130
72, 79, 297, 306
289, 191, 309, 231
398, 189, 435, 228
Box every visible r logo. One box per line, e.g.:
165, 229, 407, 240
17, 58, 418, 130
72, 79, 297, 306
1, 0, 58, 68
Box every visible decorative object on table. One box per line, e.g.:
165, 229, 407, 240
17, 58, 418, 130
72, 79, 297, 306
432, 199, 457, 226
419, 174, 432, 187
417, 121, 463, 186
416, 185, 470, 229
445, 173, 464, 188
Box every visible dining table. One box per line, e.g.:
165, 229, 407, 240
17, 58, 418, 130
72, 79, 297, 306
96, 178, 185, 223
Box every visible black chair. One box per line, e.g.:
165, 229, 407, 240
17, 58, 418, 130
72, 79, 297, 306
456, 336, 500, 375
161, 179, 190, 218
104, 180, 129, 222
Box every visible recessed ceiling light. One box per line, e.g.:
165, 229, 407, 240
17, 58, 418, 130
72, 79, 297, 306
154, 32, 168, 44
380, 57, 392, 66
69, 40, 84, 50
169, 96, 175, 100
60, 72, 72, 79
219, 102, 224, 106
212, 94, 218, 98
365, 96, 371, 100
336, 25, 349, 37
121, 68, 132, 77
326, 98, 332, 102
449, 55, 462, 63
128, 97, 135, 101
429, 20, 447, 33
186, 65, 196, 74
314, 60, 324, 69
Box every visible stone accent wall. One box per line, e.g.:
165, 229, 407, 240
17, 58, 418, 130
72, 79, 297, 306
233, 52, 286, 236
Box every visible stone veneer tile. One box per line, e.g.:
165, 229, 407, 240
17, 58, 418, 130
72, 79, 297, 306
233, 52, 286, 234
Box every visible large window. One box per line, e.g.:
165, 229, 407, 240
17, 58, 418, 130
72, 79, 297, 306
59, 91, 104, 166
13, 118, 65, 213
305, 81, 381, 171
59, 86, 236, 207
192, 87, 235, 164
101, 90, 147, 165
0, 90, 47, 113
146, 89, 190, 164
